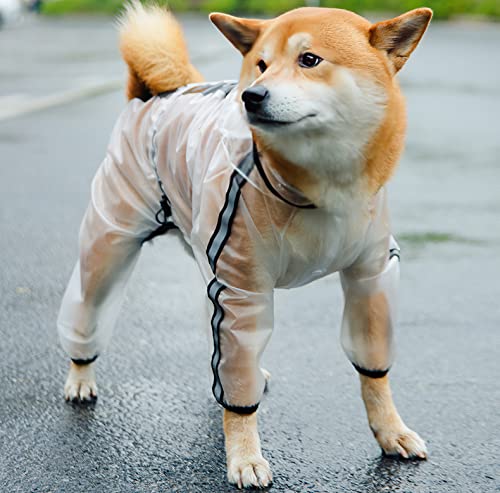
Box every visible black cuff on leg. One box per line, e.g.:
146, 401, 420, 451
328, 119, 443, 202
71, 354, 98, 366
353, 363, 389, 379
221, 402, 260, 414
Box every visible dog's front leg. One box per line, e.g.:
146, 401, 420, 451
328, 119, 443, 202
341, 238, 426, 459
208, 284, 274, 488
360, 374, 427, 459
224, 409, 272, 489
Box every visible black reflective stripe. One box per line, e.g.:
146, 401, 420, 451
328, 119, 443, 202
206, 153, 255, 408
353, 363, 389, 379
208, 278, 226, 405
141, 221, 177, 244
145, 92, 179, 244
253, 143, 317, 210
206, 152, 254, 273
389, 247, 401, 261
147, 82, 236, 244
72, 355, 98, 366
141, 194, 178, 244
222, 403, 259, 415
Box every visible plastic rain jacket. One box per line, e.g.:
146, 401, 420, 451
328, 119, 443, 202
58, 81, 400, 413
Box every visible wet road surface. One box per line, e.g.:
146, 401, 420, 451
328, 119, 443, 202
0, 14, 499, 493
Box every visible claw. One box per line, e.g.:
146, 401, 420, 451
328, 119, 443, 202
228, 457, 272, 489
64, 362, 97, 403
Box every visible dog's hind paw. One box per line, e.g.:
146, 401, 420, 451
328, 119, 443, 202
261, 368, 271, 383
227, 456, 273, 489
64, 361, 97, 403
377, 426, 427, 460
261, 368, 271, 393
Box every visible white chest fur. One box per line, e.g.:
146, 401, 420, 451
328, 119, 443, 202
275, 183, 374, 288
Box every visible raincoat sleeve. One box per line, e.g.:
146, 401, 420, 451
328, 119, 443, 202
339, 192, 400, 377
193, 150, 276, 413
207, 280, 274, 413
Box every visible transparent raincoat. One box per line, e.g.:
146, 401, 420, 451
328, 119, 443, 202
58, 81, 400, 413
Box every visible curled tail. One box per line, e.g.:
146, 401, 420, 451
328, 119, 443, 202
118, 1, 203, 101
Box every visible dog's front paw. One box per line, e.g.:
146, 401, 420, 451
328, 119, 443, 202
227, 455, 272, 489
64, 361, 97, 402
375, 425, 427, 459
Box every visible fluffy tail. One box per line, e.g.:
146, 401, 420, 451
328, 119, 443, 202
118, 1, 203, 101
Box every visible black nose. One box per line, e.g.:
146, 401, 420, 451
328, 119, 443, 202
241, 85, 269, 112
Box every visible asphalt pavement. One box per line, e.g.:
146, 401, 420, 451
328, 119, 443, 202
0, 13, 499, 493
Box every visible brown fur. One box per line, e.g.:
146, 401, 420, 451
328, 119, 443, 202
119, 1, 203, 101
211, 8, 432, 483
363, 84, 407, 192
223, 410, 271, 488
120, 5, 430, 190
360, 374, 427, 458
114, 6, 432, 486
125, 66, 152, 102
213, 7, 432, 194
370, 8, 433, 73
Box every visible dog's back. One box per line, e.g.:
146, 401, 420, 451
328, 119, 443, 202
118, 1, 203, 101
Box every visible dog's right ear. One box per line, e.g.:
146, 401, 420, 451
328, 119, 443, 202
210, 13, 263, 55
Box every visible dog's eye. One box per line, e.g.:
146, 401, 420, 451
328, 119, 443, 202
257, 60, 267, 73
298, 52, 323, 68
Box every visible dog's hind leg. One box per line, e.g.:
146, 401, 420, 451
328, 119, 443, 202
59, 197, 144, 401
59, 225, 142, 402
58, 150, 160, 402
261, 368, 271, 392
65, 360, 97, 402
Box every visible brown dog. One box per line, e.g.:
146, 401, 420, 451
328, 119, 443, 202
60, 3, 432, 488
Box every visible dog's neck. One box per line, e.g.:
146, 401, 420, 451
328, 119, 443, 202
253, 142, 318, 209
254, 133, 369, 212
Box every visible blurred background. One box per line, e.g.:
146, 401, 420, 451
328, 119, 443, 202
2, 0, 500, 19
1, 1, 499, 492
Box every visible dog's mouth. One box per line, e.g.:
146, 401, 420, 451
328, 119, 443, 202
248, 113, 317, 127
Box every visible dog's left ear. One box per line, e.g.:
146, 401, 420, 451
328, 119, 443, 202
369, 8, 433, 73
210, 13, 264, 55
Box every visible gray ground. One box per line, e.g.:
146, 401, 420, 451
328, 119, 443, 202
0, 13, 499, 493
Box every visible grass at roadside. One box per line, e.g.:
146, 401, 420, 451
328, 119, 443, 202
42, 0, 500, 18
399, 232, 485, 246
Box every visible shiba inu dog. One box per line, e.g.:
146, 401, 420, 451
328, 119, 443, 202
59, 2, 432, 488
